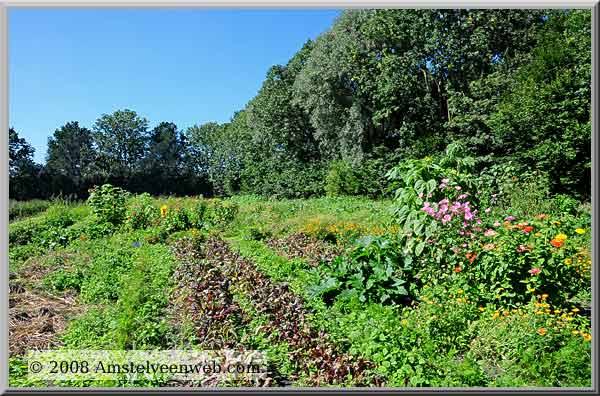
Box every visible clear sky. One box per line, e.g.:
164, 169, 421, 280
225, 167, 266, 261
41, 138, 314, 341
9, 8, 341, 163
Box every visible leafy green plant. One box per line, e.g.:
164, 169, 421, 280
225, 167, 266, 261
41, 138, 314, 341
161, 205, 191, 234
311, 235, 418, 305
44, 268, 85, 292
325, 160, 361, 197
125, 193, 158, 230
205, 199, 239, 228
87, 184, 129, 225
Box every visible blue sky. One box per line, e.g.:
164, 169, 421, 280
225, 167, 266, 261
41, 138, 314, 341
9, 8, 341, 163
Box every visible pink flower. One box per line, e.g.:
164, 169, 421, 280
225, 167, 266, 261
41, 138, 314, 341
450, 202, 461, 213
418, 192, 424, 198
441, 214, 452, 224
485, 208, 491, 214
464, 210, 474, 221
493, 221, 501, 227
422, 202, 435, 216
458, 194, 468, 200
455, 186, 462, 191
441, 178, 450, 184
528, 267, 541, 276
484, 229, 497, 237
517, 244, 531, 253
505, 216, 515, 221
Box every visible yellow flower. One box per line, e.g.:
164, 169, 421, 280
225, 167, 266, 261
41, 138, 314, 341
160, 205, 168, 218
503, 310, 509, 317
552, 221, 561, 226
478, 306, 485, 312
572, 307, 580, 313
582, 333, 592, 342
541, 294, 549, 300
534, 232, 542, 237
575, 228, 586, 234
572, 330, 579, 335
492, 311, 500, 320
555, 233, 568, 242
401, 319, 408, 327
564, 258, 572, 265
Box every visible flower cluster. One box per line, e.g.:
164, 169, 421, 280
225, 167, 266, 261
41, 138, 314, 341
550, 233, 567, 248
421, 192, 481, 229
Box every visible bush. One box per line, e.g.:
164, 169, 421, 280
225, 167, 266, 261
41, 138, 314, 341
9, 218, 47, 246
125, 193, 158, 230
468, 298, 591, 386
87, 184, 129, 226
160, 205, 191, 234
188, 199, 208, 229
44, 205, 76, 228
204, 199, 239, 228
326, 151, 398, 198
240, 159, 325, 199
9, 200, 51, 221
325, 160, 361, 197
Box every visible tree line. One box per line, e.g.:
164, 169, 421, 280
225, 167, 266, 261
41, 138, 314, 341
9, 9, 591, 201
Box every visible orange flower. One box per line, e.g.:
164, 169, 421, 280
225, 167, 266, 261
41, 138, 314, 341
454, 266, 462, 273
466, 252, 477, 264
537, 327, 547, 336
550, 239, 564, 248
523, 226, 534, 233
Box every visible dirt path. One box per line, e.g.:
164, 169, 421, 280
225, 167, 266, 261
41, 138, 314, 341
265, 233, 342, 267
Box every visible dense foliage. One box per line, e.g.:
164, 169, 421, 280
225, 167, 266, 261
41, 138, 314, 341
9, 9, 591, 202
9, 187, 590, 387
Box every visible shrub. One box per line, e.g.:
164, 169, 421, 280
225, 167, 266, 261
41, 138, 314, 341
125, 193, 158, 230
9, 218, 46, 246
325, 160, 361, 197
87, 184, 129, 226
461, 215, 590, 308
160, 205, 191, 234
188, 199, 209, 229
469, 298, 591, 386
204, 199, 239, 228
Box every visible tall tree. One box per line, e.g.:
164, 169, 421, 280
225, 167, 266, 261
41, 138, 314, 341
46, 121, 94, 195
92, 109, 149, 181
144, 122, 181, 178
9, 128, 41, 199
247, 40, 319, 163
